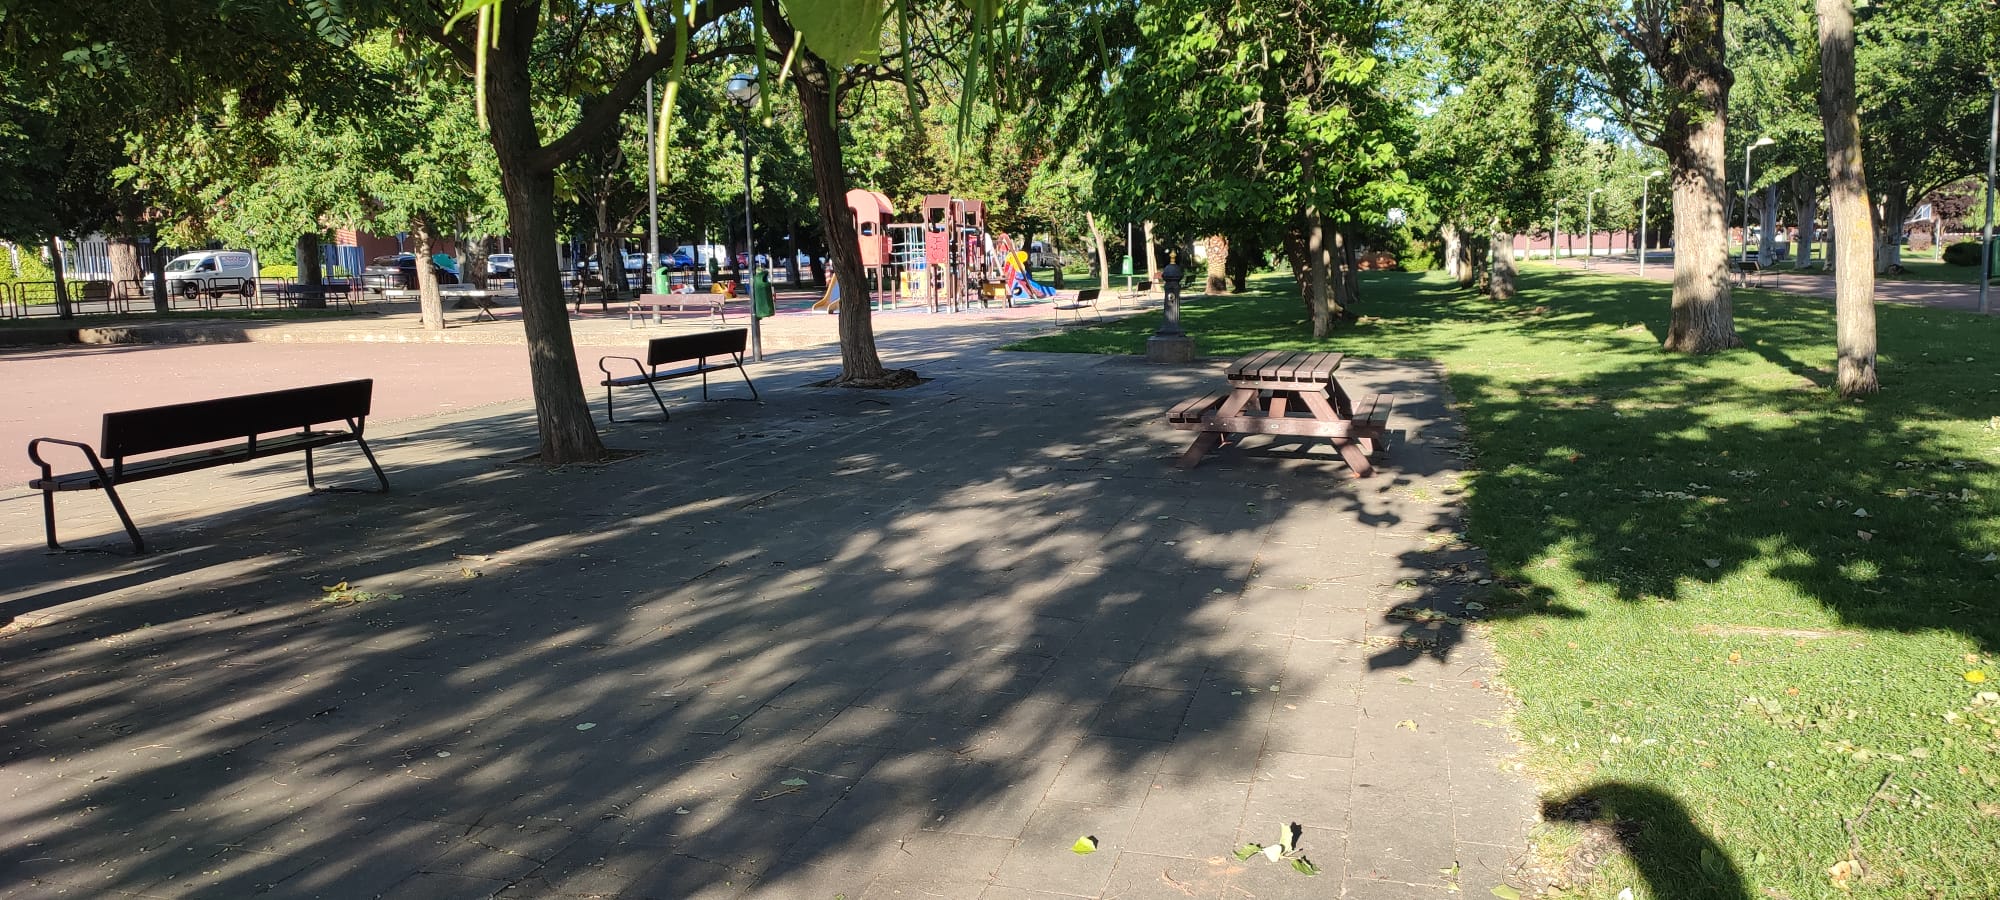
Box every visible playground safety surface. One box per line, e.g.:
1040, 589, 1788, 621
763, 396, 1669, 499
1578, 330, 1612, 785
0, 329, 1536, 898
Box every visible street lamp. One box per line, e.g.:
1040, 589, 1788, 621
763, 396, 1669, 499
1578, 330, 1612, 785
1638, 169, 1663, 278
1584, 188, 1604, 265
646, 78, 661, 294
725, 73, 763, 361
1742, 135, 1775, 264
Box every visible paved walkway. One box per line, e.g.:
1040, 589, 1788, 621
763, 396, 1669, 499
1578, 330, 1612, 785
1555, 254, 1993, 314
0, 333, 1536, 898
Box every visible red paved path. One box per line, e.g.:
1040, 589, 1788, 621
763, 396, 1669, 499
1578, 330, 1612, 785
1, 343, 573, 487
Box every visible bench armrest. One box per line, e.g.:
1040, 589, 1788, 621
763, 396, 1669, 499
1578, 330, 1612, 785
28, 437, 113, 485
597, 355, 649, 382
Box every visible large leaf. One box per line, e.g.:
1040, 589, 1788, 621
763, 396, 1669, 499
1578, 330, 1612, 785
780, 0, 886, 68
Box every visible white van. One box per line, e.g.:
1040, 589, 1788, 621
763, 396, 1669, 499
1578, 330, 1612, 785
163, 250, 257, 298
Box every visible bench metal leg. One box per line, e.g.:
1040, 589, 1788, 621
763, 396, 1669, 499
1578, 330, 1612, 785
354, 435, 391, 492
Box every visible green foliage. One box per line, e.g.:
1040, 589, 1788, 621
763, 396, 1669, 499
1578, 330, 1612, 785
260, 263, 299, 278
1941, 239, 1983, 266
0, 243, 56, 283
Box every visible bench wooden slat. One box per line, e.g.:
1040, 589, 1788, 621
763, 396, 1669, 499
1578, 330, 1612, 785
1225, 350, 1282, 379
1167, 391, 1227, 424
101, 380, 373, 459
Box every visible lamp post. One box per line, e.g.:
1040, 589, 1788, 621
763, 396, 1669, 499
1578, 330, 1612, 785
1639, 169, 1663, 278
725, 73, 763, 361
1551, 200, 1562, 260
1742, 135, 1775, 264
1585, 187, 1603, 265
1981, 83, 1996, 316
646, 78, 661, 295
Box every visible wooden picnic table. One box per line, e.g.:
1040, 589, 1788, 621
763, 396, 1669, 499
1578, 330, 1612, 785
1166, 350, 1393, 475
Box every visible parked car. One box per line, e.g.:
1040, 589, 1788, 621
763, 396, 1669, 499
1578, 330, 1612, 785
362, 254, 461, 292
668, 250, 697, 270
487, 253, 515, 278
163, 250, 258, 298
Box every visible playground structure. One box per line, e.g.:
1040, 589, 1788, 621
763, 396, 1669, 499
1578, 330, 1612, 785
838, 188, 1056, 313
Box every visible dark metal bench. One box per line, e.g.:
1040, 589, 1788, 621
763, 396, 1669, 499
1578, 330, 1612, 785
1053, 287, 1102, 324
27, 380, 389, 553
597, 328, 759, 423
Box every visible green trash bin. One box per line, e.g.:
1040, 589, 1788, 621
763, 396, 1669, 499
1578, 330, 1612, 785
653, 265, 669, 294
752, 268, 775, 319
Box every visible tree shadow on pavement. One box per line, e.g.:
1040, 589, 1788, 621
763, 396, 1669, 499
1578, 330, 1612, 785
0, 338, 1502, 897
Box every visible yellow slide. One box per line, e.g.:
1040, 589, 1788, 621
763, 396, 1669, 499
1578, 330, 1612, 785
811, 272, 841, 313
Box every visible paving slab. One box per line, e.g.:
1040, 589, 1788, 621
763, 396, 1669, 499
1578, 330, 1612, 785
0, 325, 1535, 898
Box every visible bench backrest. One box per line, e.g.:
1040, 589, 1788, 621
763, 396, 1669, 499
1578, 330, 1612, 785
647, 328, 748, 367
101, 380, 375, 459
1074, 288, 1100, 303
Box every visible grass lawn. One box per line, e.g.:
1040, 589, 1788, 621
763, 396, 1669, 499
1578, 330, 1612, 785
1014, 267, 2000, 899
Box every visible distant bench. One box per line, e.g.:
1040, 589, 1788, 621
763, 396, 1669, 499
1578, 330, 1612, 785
27, 380, 389, 553
1053, 287, 1102, 324
596, 328, 759, 422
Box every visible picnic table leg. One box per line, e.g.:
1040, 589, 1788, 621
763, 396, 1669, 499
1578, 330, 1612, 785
1177, 431, 1223, 469
1332, 437, 1375, 477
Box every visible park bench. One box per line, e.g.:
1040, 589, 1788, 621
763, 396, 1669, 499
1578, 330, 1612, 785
1053, 287, 1102, 325
1731, 258, 1768, 287
27, 380, 389, 553
596, 328, 758, 423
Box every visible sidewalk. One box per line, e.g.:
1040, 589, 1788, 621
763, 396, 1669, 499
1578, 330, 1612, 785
0, 337, 1537, 898
1555, 254, 1993, 314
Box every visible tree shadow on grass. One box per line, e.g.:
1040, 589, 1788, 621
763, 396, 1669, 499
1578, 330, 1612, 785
1542, 782, 1749, 900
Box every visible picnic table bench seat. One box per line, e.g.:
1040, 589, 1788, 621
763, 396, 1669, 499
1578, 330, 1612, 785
597, 328, 758, 422
27, 379, 388, 553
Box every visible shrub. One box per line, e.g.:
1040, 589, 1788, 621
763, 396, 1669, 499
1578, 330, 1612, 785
1, 246, 55, 284
260, 264, 299, 278
1941, 240, 1984, 267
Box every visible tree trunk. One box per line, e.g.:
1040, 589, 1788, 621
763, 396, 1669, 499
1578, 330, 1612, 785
46, 238, 71, 319
1204, 235, 1228, 293
1305, 210, 1332, 339
1818, 0, 1878, 397
1793, 170, 1817, 267
464, 239, 491, 290
1143, 221, 1159, 284
149, 240, 169, 313
1759, 183, 1779, 264
1086, 210, 1111, 294
487, 24, 606, 464
295, 232, 326, 308
1337, 227, 1360, 310
1660, 85, 1741, 350
1873, 184, 1904, 273
598, 199, 629, 294
1489, 232, 1518, 299
797, 48, 899, 386
1443, 224, 1464, 283
108, 235, 143, 303
1226, 233, 1250, 292
412, 221, 445, 331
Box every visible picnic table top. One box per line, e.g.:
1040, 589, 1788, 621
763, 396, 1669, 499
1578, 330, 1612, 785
1224, 350, 1346, 385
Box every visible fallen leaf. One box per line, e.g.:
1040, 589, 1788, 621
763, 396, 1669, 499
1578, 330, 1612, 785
1491, 886, 1522, 900
1969, 671, 1989, 684
1852, 507, 1870, 518
674, 807, 692, 815
1262, 843, 1284, 862
1291, 858, 1321, 876
575, 722, 597, 731
1729, 652, 1742, 663
1233, 844, 1263, 862
1856, 531, 1873, 541
1705, 558, 1722, 569
1829, 859, 1859, 889
1397, 719, 1419, 731
780, 777, 808, 787
1975, 802, 2000, 818
460, 567, 481, 578
1071, 835, 1098, 855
